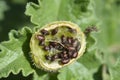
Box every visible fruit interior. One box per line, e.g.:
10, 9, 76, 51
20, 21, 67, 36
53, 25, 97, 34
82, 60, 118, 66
30, 22, 85, 71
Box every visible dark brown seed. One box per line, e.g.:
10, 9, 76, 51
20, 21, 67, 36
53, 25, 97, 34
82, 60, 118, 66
48, 44, 52, 48
51, 56, 55, 61
67, 27, 77, 33
53, 54, 59, 59
63, 53, 68, 59
54, 44, 64, 51
72, 52, 78, 58
61, 35, 66, 44
45, 55, 51, 60
58, 53, 64, 58
67, 46, 75, 51
72, 39, 78, 47
36, 35, 45, 46
58, 51, 68, 59
67, 37, 73, 44
58, 53, 61, 58
49, 45, 53, 49
40, 29, 49, 35
76, 42, 81, 51
60, 59, 70, 64
49, 42, 63, 50
43, 46, 50, 51
51, 28, 58, 35
36, 35, 45, 41
63, 50, 67, 54
61, 51, 68, 59
54, 44, 59, 49
49, 42, 58, 48
51, 54, 59, 61
68, 51, 73, 58
39, 41, 45, 46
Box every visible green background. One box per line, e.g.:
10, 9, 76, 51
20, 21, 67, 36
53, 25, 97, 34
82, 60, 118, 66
0, 0, 120, 80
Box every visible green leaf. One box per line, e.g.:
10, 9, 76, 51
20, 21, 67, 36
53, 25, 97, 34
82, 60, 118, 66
94, 0, 120, 66
94, 0, 120, 49
32, 70, 48, 80
58, 62, 94, 80
25, 0, 97, 28
110, 58, 120, 80
94, 0, 120, 79
32, 69, 58, 80
0, 27, 34, 78
78, 50, 101, 70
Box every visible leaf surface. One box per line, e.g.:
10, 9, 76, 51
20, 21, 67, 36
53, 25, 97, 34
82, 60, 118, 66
25, 0, 96, 29
0, 27, 34, 78
110, 59, 120, 80
58, 62, 94, 80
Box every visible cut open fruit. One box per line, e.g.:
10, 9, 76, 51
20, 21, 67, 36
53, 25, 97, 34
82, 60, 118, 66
30, 21, 86, 71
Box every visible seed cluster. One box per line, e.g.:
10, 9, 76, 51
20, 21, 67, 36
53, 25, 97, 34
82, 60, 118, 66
36, 27, 81, 65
